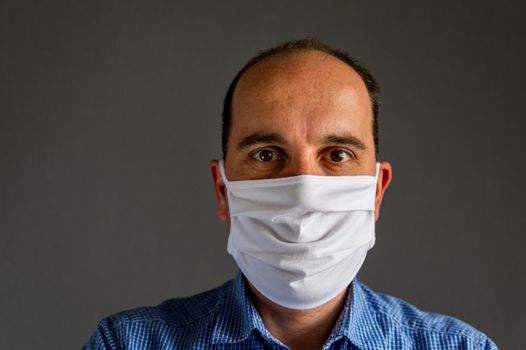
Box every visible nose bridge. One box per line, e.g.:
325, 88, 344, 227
287, 149, 322, 176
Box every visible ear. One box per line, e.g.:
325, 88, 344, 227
209, 159, 229, 223
374, 161, 392, 221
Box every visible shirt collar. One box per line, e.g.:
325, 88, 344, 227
211, 273, 283, 345
211, 274, 386, 349
341, 280, 387, 349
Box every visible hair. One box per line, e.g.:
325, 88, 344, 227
221, 38, 380, 159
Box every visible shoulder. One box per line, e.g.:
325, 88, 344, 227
83, 279, 234, 350
108, 279, 232, 328
356, 282, 498, 349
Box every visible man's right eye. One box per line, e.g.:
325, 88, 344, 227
252, 149, 279, 162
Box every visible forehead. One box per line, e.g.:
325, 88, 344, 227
230, 50, 373, 144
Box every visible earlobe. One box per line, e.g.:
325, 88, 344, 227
374, 162, 392, 221
209, 159, 229, 222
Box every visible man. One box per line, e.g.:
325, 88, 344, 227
83, 39, 497, 349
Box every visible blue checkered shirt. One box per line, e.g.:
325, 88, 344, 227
83, 273, 497, 349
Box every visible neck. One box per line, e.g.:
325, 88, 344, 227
247, 282, 349, 350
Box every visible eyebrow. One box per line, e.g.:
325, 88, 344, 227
236, 132, 368, 151
237, 132, 287, 150
323, 134, 368, 151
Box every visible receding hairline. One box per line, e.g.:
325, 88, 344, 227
233, 48, 368, 101
221, 38, 381, 159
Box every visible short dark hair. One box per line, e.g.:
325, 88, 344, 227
221, 38, 380, 159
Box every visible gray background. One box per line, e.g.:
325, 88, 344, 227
1, 1, 524, 349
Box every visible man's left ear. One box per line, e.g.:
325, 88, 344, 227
374, 161, 392, 221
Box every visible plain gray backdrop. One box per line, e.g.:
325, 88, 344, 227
1, 1, 524, 349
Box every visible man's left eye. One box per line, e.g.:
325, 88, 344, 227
327, 149, 352, 163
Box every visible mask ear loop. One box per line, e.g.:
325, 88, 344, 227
375, 162, 381, 180
218, 160, 230, 185
372, 162, 381, 213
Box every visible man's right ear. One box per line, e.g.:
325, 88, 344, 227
209, 160, 229, 223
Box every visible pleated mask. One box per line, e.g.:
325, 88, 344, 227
220, 161, 379, 310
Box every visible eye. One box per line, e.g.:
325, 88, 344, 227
326, 149, 352, 163
252, 149, 281, 162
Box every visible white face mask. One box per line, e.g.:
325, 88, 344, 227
220, 162, 379, 310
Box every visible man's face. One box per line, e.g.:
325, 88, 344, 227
211, 50, 392, 222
